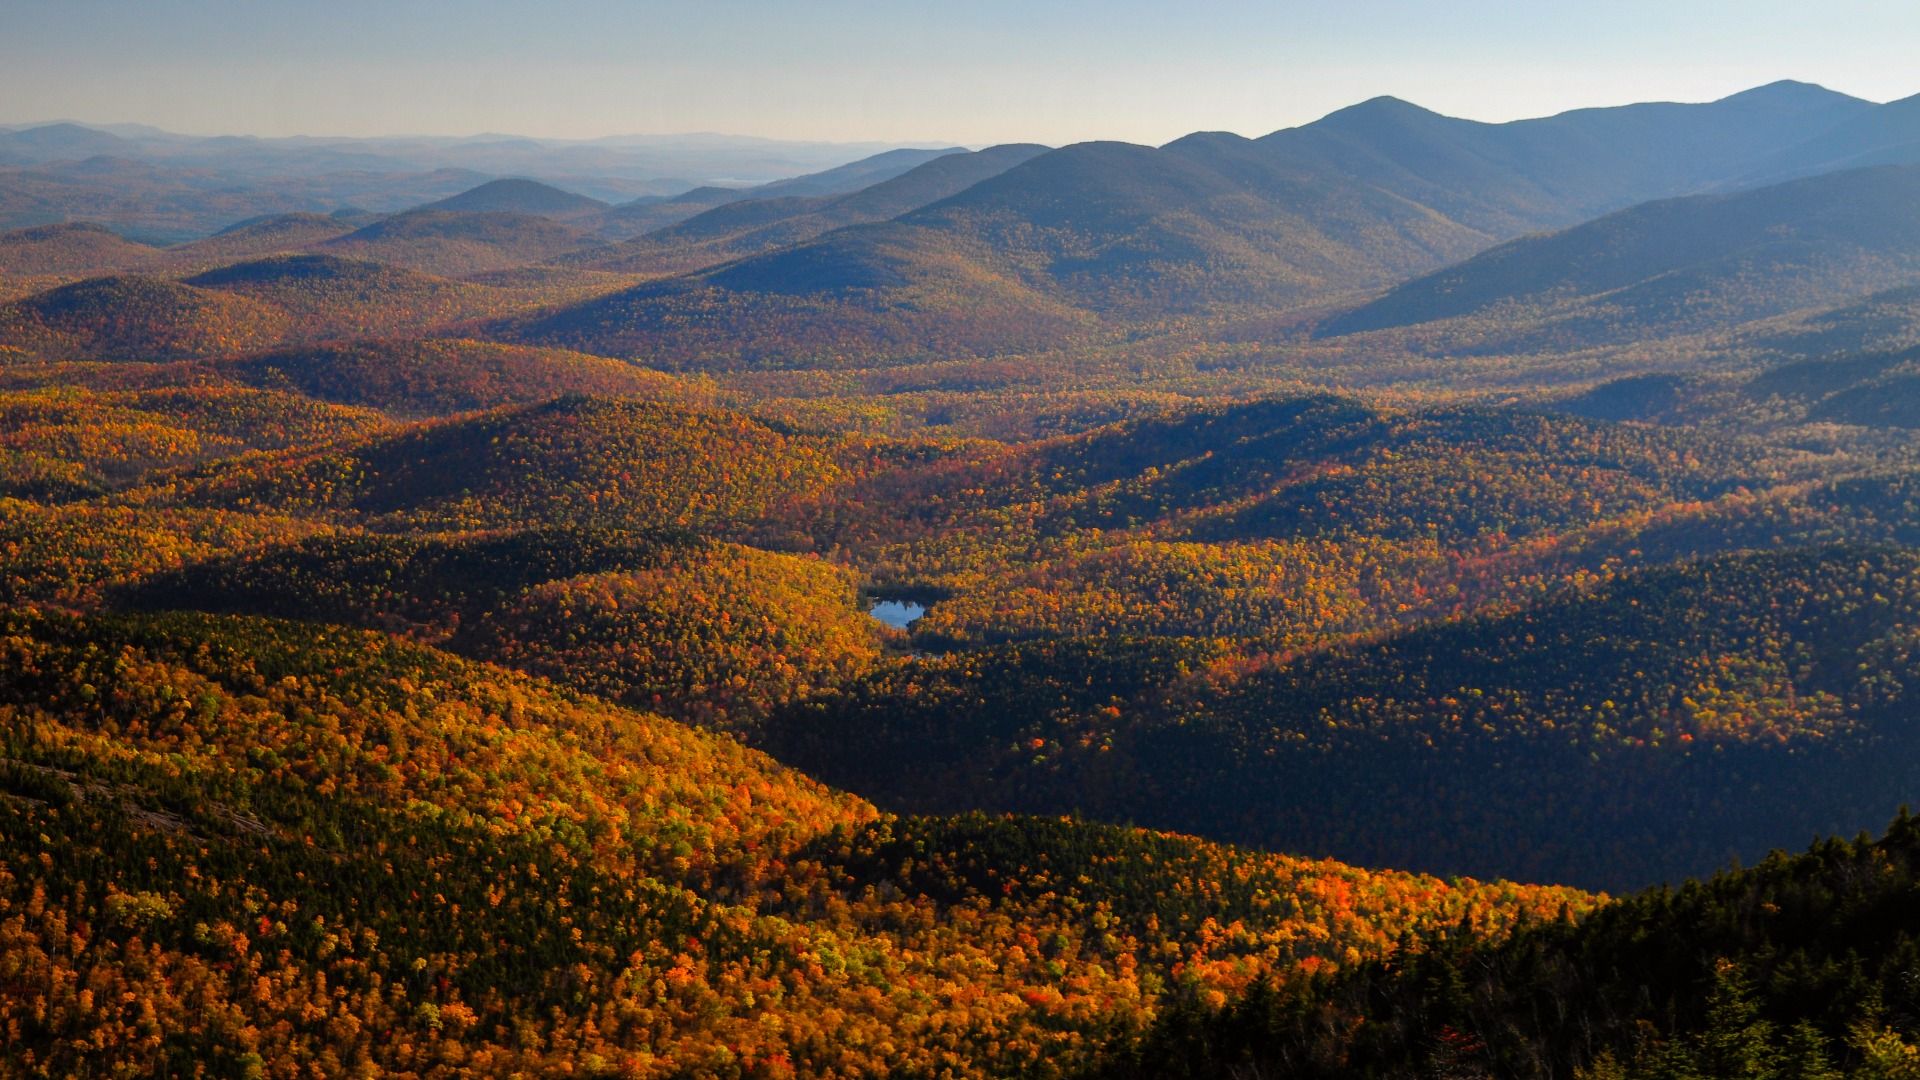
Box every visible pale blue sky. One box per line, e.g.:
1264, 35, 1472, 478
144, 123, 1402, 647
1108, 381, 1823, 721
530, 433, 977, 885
3, 0, 1916, 144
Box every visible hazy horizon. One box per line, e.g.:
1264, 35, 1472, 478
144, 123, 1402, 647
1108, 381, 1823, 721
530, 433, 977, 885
2, 79, 1905, 153
5, 0, 1917, 147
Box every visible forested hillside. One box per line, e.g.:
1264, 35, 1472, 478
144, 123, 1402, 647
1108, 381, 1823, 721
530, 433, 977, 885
0, 609, 1585, 1077
9, 77, 1920, 1078
765, 546, 1920, 890
126, 395, 907, 532
1098, 812, 1920, 1079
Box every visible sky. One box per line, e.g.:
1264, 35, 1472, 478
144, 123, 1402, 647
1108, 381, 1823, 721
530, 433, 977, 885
3, 0, 1918, 146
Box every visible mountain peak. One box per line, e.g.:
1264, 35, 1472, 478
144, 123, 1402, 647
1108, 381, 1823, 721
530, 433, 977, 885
0, 122, 130, 160
418, 178, 608, 217
1292, 95, 1456, 140
18, 121, 112, 137
1319, 95, 1446, 123
1716, 79, 1866, 110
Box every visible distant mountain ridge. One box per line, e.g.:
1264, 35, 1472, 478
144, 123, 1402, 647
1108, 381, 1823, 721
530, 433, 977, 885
0, 122, 130, 165
14, 81, 1920, 370
1260, 80, 1875, 235
577, 143, 1052, 273
585, 145, 969, 240
0, 123, 953, 237
503, 81, 1920, 368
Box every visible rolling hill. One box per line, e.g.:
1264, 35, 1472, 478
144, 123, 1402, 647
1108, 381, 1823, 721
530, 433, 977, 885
211, 338, 704, 416
131, 394, 908, 532
0, 384, 388, 498
0, 499, 337, 608
1551, 288, 1920, 432
318, 208, 589, 274
0, 274, 291, 360
0, 221, 160, 276
0, 153, 496, 243
119, 526, 890, 731
818, 394, 1771, 581
0, 253, 624, 362
160, 211, 358, 265
506, 220, 1101, 369
182, 253, 505, 339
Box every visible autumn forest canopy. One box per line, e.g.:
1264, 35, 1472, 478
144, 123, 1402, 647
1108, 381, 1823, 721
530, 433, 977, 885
9, 79, 1920, 1077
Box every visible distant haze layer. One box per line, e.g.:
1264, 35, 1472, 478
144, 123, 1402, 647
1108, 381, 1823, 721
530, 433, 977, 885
4, 0, 1920, 144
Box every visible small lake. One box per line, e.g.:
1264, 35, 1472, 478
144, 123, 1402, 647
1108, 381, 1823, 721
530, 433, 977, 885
868, 600, 927, 630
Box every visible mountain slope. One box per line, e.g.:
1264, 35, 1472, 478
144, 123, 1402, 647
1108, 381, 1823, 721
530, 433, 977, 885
0, 608, 1585, 1077
1323, 164, 1920, 350
1739, 280, 1920, 362
1103, 813, 1920, 1079
746, 145, 967, 198
826, 143, 1053, 220
1742, 90, 1920, 184
583, 147, 967, 241
506, 220, 1100, 369
903, 135, 1485, 310
506, 138, 1484, 366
